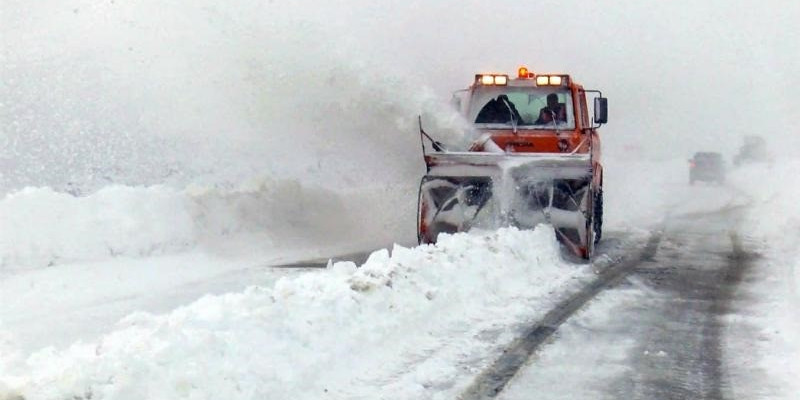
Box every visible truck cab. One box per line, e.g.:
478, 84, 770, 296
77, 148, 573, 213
452, 68, 606, 159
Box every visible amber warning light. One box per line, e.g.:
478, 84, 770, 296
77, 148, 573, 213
518, 66, 534, 78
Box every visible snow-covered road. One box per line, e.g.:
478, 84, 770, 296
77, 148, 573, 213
499, 200, 763, 399
1, 159, 797, 399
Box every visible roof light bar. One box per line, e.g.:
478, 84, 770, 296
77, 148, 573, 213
475, 74, 509, 86
536, 75, 567, 86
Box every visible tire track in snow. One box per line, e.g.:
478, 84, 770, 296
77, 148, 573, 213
459, 230, 664, 399
705, 232, 755, 399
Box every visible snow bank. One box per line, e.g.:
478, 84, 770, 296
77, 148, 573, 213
0, 226, 591, 399
0, 186, 194, 268
725, 159, 800, 398
0, 179, 416, 269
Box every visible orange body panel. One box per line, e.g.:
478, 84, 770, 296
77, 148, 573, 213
469, 131, 590, 154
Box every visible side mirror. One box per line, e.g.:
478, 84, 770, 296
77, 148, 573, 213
594, 97, 608, 124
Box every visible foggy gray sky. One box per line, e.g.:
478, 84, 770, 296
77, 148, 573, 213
2, 0, 798, 191
337, 0, 800, 158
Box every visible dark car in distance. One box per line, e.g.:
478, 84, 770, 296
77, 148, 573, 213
689, 152, 725, 185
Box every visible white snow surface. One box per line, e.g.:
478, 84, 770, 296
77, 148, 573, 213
0, 179, 416, 270
2, 157, 797, 398
723, 160, 800, 398
1, 226, 593, 399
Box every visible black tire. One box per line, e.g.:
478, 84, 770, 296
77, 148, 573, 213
416, 177, 425, 244
593, 189, 603, 244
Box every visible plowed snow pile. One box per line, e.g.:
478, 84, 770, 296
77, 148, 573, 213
0, 227, 592, 399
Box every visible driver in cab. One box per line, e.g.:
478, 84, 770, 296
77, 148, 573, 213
535, 93, 567, 124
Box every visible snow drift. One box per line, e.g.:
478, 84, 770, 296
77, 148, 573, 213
0, 226, 593, 399
0, 179, 417, 269
724, 159, 800, 397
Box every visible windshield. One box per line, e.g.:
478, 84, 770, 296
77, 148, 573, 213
468, 87, 575, 129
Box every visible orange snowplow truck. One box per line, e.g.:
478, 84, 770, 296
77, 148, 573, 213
417, 66, 607, 259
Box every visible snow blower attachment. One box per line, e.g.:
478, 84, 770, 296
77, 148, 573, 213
417, 67, 607, 259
